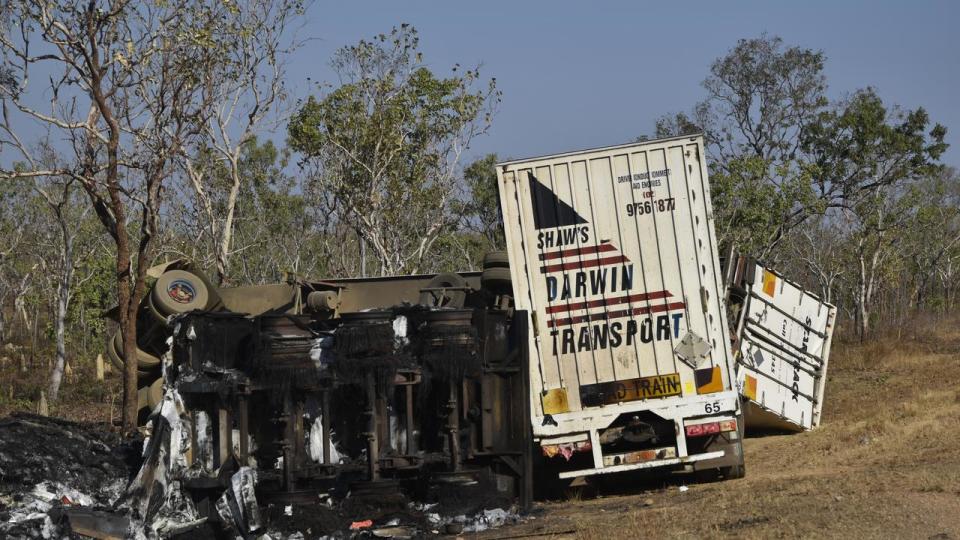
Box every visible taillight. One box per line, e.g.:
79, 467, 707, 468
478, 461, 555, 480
718, 419, 738, 433
685, 419, 737, 438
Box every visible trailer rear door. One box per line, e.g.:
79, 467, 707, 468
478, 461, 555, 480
497, 135, 736, 434
734, 263, 836, 431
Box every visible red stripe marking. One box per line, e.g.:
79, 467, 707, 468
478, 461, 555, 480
539, 241, 616, 261
545, 291, 672, 314
540, 255, 629, 273
547, 301, 686, 328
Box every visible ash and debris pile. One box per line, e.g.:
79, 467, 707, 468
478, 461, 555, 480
0, 404, 521, 539
0, 413, 141, 538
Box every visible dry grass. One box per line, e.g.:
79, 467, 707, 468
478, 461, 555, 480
480, 318, 960, 540
0, 355, 122, 424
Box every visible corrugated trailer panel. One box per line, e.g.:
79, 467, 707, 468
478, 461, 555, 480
497, 135, 736, 436
736, 264, 836, 431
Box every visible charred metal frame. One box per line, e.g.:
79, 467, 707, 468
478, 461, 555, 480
164, 275, 533, 512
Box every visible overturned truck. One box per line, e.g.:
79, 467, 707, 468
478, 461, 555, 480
114, 263, 537, 536
163, 269, 534, 506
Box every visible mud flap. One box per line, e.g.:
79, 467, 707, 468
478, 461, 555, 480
691, 435, 743, 471
691, 416, 745, 476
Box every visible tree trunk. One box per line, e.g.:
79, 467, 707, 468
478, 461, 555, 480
47, 279, 70, 402
215, 156, 244, 286
82, 7, 140, 431
118, 235, 139, 431
30, 302, 39, 367
48, 206, 75, 403
857, 254, 869, 342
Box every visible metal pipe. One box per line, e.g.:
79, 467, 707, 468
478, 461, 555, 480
321, 390, 331, 464
238, 396, 248, 462
448, 378, 461, 472
217, 406, 230, 469
405, 384, 415, 454
282, 392, 295, 492
365, 372, 379, 480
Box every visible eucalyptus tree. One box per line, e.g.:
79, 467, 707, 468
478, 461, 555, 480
805, 89, 947, 340
289, 25, 500, 276
0, 0, 275, 429
180, 0, 307, 286
898, 167, 960, 311
657, 35, 829, 256
32, 173, 93, 402
0, 179, 32, 345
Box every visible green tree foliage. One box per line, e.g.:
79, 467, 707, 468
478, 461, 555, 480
658, 35, 829, 256
417, 153, 506, 273
1, 0, 300, 428
225, 139, 332, 283
804, 88, 947, 202
662, 35, 953, 337
804, 89, 947, 339
288, 25, 500, 276
653, 112, 702, 139
899, 168, 960, 310
461, 153, 505, 249
169, 137, 332, 283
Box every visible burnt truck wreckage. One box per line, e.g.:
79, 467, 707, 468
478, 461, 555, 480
162, 269, 534, 506
92, 261, 534, 537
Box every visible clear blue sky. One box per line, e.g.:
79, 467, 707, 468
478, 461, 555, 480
286, 0, 960, 166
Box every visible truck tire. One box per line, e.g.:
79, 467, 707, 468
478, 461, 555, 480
482, 251, 510, 269
151, 270, 210, 316
137, 386, 149, 412
146, 376, 163, 410
146, 293, 170, 326
419, 272, 468, 308
136, 378, 164, 413
106, 331, 161, 378
481, 267, 512, 293
111, 330, 161, 369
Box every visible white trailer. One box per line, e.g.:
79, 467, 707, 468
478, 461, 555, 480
496, 134, 744, 480
725, 259, 837, 431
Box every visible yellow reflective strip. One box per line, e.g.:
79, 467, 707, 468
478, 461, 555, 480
762, 270, 777, 297
542, 388, 570, 414
744, 374, 758, 401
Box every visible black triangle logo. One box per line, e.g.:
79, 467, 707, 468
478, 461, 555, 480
528, 172, 588, 230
